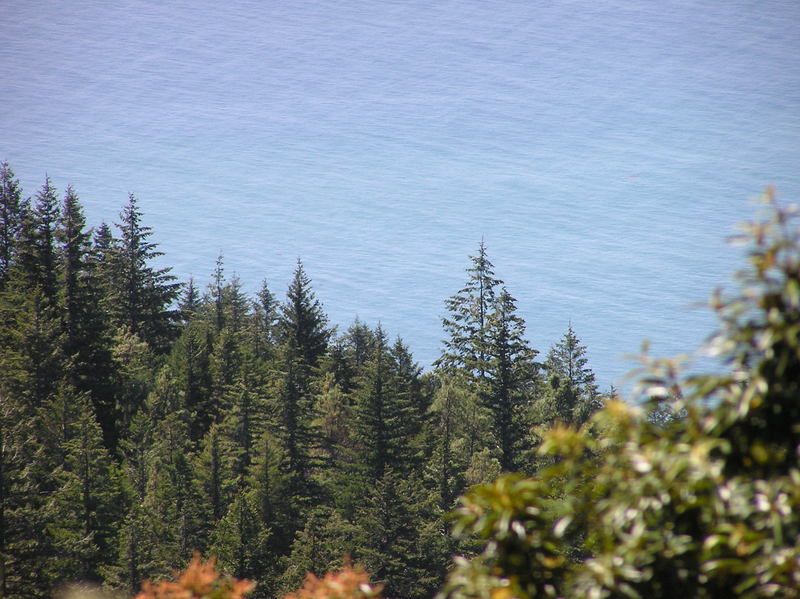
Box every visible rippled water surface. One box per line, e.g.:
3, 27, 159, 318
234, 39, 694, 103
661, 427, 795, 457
3, 0, 799, 386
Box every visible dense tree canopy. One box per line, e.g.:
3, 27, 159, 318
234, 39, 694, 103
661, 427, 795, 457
1, 164, 789, 599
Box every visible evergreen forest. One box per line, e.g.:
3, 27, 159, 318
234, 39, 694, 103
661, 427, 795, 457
1, 162, 799, 599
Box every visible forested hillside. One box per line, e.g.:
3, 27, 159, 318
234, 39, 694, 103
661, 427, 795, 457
0, 163, 606, 598
5, 163, 798, 599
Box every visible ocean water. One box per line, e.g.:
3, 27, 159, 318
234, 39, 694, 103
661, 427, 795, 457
2, 0, 799, 388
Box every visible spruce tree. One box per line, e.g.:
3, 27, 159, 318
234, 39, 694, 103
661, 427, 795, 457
108, 194, 181, 353
194, 423, 236, 530
437, 241, 503, 379
0, 162, 26, 291
44, 391, 121, 583
533, 324, 601, 428
57, 187, 118, 450
17, 178, 60, 303
179, 276, 201, 324
274, 261, 330, 498
0, 393, 54, 598
249, 279, 278, 362
247, 430, 292, 557
279, 260, 331, 369
483, 288, 539, 471
351, 327, 418, 482
2, 178, 64, 408
209, 488, 265, 580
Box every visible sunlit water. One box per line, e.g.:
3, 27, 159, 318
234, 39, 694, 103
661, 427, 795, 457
3, 0, 799, 388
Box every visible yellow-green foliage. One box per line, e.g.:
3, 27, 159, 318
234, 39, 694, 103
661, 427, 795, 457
441, 190, 800, 599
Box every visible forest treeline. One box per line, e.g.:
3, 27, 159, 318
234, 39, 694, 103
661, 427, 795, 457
0, 163, 608, 598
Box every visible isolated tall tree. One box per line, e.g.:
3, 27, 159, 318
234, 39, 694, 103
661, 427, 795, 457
108, 194, 181, 353
438, 241, 503, 380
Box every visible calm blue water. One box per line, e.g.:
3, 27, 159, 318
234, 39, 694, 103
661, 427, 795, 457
2, 0, 799, 388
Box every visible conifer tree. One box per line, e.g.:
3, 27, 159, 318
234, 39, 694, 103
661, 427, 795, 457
111, 326, 156, 441
16, 177, 60, 303
0, 393, 54, 598
351, 327, 418, 482
211, 254, 226, 333
45, 391, 121, 583
179, 276, 202, 324
220, 378, 267, 479
138, 412, 200, 573
531, 325, 602, 430
437, 241, 503, 379
278, 506, 358, 596
355, 470, 445, 599
312, 373, 352, 468
249, 279, 278, 361
2, 178, 64, 408
0, 162, 26, 290
483, 288, 539, 471
247, 431, 293, 557
209, 489, 266, 580
279, 260, 331, 369
275, 351, 314, 497
107, 194, 181, 353
274, 262, 330, 499
57, 187, 118, 449
168, 321, 213, 441
195, 423, 237, 529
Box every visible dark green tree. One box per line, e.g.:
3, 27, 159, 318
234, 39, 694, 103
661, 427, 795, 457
279, 260, 331, 369
44, 391, 121, 583
437, 241, 503, 379
0, 162, 26, 290
194, 423, 237, 530
107, 194, 181, 353
57, 186, 119, 450
0, 393, 54, 598
543, 324, 600, 426
352, 328, 419, 482
483, 288, 539, 471
1, 178, 64, 408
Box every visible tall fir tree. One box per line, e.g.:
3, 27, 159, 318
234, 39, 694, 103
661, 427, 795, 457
56, 187, 119, 450
351, 327, 419, 482
274, 261, 331, 499
437, 241, 503, 379
0, 162, 26, 291
0, 393, 54, 598
279, 260, 331, 369
2, 178, 64, 408
108, 194, 181, 353
44, 390, 121, 584
482, 288, 539, 471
